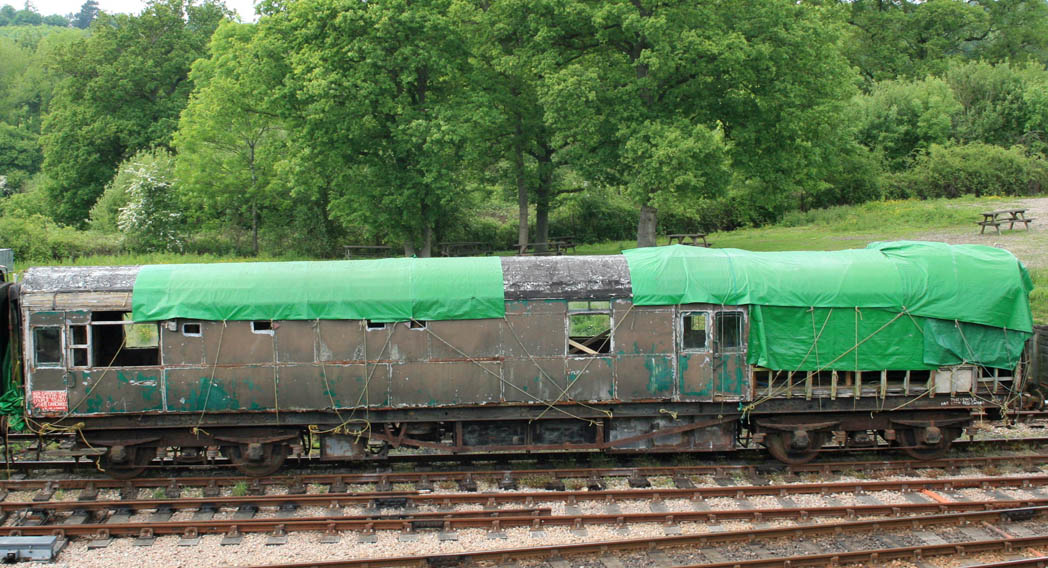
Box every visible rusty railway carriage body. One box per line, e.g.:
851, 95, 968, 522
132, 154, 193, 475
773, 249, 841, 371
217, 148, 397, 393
10, 242, 1036, 476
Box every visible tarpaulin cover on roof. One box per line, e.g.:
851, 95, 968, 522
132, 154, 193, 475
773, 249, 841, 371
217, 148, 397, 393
623, 242, 1034, 370
131, 257, 505, 323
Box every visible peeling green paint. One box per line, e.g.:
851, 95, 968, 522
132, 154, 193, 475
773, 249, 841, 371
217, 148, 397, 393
644, 356, 673, 395
180, 377, 240, 411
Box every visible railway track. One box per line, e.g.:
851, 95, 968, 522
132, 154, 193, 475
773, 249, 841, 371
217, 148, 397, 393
0, 452, 1046, 500
217, 505, 1048, 567
7, 473, 1048, 539
3, 434, 1047, 476
16, 453, 1048, 566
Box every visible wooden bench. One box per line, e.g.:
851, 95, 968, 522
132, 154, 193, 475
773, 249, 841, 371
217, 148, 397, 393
978, 209, 1034, 234
438, 241, 492, 257
517, 241, 569, 256
667, 233, 710, 247
550, 236, 576, 254
343, 245, 392, 259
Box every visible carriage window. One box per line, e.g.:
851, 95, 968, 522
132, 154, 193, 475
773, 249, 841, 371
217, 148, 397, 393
251, 321, 274, 335
69, 324, 89, 367
716, 311, 744, 352
366, 320, 386, 330
567, 300, 612, 356
681, 312, 708, 351
182, 323, 202, 336
33, 327, 62, 366
89, 312, 160, 367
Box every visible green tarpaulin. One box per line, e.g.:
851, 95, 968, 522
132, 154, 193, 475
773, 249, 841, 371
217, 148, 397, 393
132, 257, 505, 323
623, 242, 1033, 370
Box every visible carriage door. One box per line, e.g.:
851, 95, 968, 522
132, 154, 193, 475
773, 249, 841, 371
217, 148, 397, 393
678, 306, 747, 401
712, 309, 747, 400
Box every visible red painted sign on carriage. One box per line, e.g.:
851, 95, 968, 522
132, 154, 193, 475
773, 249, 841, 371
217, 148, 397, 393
31, 390, 67, 413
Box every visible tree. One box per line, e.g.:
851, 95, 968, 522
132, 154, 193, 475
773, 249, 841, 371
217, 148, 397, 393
839, 0, 1048, 87
854, 77, 962, 172
542, 0, 854, 244
266, 0, 474, 256
174, 22, 287, 255
72, 0, 98, 29
41, 0, 226, 225
102, 148, 183, 252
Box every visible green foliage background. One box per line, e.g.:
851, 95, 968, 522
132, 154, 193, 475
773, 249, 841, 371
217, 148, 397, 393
1, 0, 1048, 260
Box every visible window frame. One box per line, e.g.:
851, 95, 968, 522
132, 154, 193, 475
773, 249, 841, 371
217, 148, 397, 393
566, 299, 613, 357
680, 310, 710, 353
89, 316, 161, 367
68, 324, 91, 368
32, 326, 63, 368
714, 310, 745, 353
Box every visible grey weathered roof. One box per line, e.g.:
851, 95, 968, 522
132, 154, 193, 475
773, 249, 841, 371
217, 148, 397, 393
20, 256, 633, 300
21, 265, 141, 293
501, 256, 631, 300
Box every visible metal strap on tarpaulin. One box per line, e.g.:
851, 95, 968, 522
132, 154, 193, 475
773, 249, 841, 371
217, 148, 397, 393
131, 257, 506, 323
623, 241, 1034, 370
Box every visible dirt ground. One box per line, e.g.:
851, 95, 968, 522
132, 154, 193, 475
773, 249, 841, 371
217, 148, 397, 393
913, 196, 1048, 269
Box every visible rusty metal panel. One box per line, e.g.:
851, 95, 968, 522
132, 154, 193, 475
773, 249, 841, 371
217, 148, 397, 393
502, 358, 566, 403
427, 319, 502, 359
362, 323, 427, 362
505, 298, 567, 315
165, 367, 277, 411
614, 303, 674, 355
275, 320, 316, 363
27, 311, 65, 326
504, 305, 566, 358
205, 321, 274, 365
68, 368, 163, 414
274, 363, 389, 409
615, 355, 674, 400
317, 320, 362, 362
565, 357, 615, 401
391, 361, 501, 406
161, 324, 205, 366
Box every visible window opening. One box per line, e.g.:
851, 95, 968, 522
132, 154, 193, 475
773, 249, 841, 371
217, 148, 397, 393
681, 312, 709, 351
715, 311, 743, 352
89, 312, 159, 367
567, 300, 612, 356
409, 320, 427, 329
33, 327, 61, 366
182, 323, 202, 336
366, 320, 386, 330
69, 324, 89, 367
251, 321, 274, 335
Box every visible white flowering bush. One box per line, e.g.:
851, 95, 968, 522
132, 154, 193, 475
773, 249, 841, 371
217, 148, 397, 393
112, 149, 184, 252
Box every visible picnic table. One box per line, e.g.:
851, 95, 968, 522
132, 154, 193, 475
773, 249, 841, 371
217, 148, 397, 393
978, 209, 1035, 234
667, 233, 710, 247
343, 245, 392, 259
438, 241, 492, 257
516, 236, 576, 256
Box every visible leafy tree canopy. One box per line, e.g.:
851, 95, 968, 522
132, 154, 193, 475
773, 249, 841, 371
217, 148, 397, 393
40, 0, 228, 225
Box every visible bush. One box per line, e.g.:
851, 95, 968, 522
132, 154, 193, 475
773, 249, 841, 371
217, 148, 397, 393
892, 143, 1048, 198
0, 214, 122, 261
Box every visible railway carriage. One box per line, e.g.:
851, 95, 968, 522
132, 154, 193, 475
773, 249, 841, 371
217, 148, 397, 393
2, 241, 1036, 477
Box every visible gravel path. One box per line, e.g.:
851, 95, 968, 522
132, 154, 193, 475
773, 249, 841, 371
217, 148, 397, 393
913, 196, 1048, 269
35, 455, 1048, 568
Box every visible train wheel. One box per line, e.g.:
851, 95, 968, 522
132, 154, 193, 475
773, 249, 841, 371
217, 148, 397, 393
764, 431, 825, 465
896, 428, 958, 460
98, 446, 155, 479
223, 442, 287, 476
